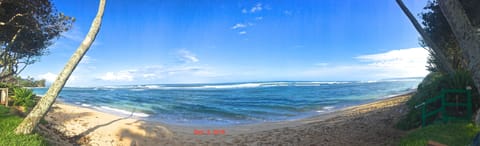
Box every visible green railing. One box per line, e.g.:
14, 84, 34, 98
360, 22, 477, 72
417, 88, 472, 127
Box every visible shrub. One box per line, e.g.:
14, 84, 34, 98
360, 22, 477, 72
11, 88, 36, 111
397, 70, 479, 130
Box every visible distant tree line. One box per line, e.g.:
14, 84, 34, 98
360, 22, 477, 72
13, 76, 45, 87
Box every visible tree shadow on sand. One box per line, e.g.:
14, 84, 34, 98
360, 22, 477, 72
37, 110, 93, 146
116, 120, 176, 146
69, 116, 130, 144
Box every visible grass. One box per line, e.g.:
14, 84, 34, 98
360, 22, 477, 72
398, 122, 480, 146
0, 105, 47, 146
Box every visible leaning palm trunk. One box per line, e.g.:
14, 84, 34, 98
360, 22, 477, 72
438, 0, 480, 124
15, 0, 106, 134
395, 0, 455, 75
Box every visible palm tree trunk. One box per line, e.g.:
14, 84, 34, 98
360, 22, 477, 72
395, 0, 455, 75
14, 0, 106, 134
438, 0, 480, 124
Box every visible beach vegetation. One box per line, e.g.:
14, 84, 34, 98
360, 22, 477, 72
417, 0, 479, 75
0, 105, 47, 146
11, 87, 36, 111
15, 0, 106, 134
396, 0, 480, 130
397, 70, 479, 130
13, 76, 46, 87
0, 0, 74, 82
398, 122, 480, 146
432, 0, 480, 124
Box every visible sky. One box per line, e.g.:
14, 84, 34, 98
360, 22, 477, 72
20, 0, 430, 87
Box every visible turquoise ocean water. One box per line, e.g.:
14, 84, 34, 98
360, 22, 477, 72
32, 79, 421, 126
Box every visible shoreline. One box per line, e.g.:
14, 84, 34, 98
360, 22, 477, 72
47, 89, 417, 128
39, 92, 414, 145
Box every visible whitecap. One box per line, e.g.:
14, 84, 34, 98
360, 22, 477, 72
323, 106, 335, 110
96, 106, 150, 117
201, 83, 263, 89
81, 103, 92, 107
130, 88, 146, 91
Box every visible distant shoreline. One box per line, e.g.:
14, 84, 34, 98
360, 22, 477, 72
39, 91, 414, 145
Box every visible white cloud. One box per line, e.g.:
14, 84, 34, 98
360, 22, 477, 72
242, 9, 248, 13
38, 72, 57, 83
231, 23, 247, 29
250, 3, 262, 13
255, 17, 263, 20
36, 72, 78, 85
239, 31, 247, 35
302, 48, 429, 80
96, 65, 221, 83
99, 70, 134, 81
356, 47, 428, 68
178, 49, 199, 63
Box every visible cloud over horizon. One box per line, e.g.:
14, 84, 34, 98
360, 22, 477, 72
302, 47, 429, 80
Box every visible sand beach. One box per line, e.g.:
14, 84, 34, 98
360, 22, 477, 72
37, 93, 413, 146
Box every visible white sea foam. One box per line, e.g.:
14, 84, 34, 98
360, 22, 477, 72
130, 88, 146, 91
96, 106, 150, 117
201, 83, 263, 89
143, 85, 162, 89
294, 81, 351, 86
316, 106, 335, 113
310, 81, 351, 84
359, 80, 378, 83
323, 106, 335, 110
81, 103, 92, 107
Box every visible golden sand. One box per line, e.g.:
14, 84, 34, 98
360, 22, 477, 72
38, 93, 413, 146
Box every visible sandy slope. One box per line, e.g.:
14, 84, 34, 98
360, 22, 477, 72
37, 93, 413, 146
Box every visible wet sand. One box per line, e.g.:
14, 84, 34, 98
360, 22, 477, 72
38, 93, 413, 146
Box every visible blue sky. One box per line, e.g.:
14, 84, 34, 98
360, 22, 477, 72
21, 0, 430, 86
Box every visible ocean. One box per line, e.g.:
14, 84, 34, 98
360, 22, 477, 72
31, 79, 421, 126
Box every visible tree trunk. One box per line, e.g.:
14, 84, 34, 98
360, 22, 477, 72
438, 0, 480, 124
395, 0, 455, 75
14, 0, 106, 134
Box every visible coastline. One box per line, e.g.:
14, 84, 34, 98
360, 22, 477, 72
39, 92, 414, 145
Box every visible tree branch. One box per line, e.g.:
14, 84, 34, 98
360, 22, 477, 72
396, 0, 455, 74
0, 13, 28, 26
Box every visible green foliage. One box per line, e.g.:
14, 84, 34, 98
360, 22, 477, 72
420, 0, 480, 73
0, 105, 47, 145
14, 76, 46, 87
397, 72, 443, 129
397, 71, 479, 130
0, 82, 18, 90
0, 0, 74, 81
0, 105, 10, 115
0, 82, 20, 99
11, 88, 36, 110
398, 122, 480, 146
